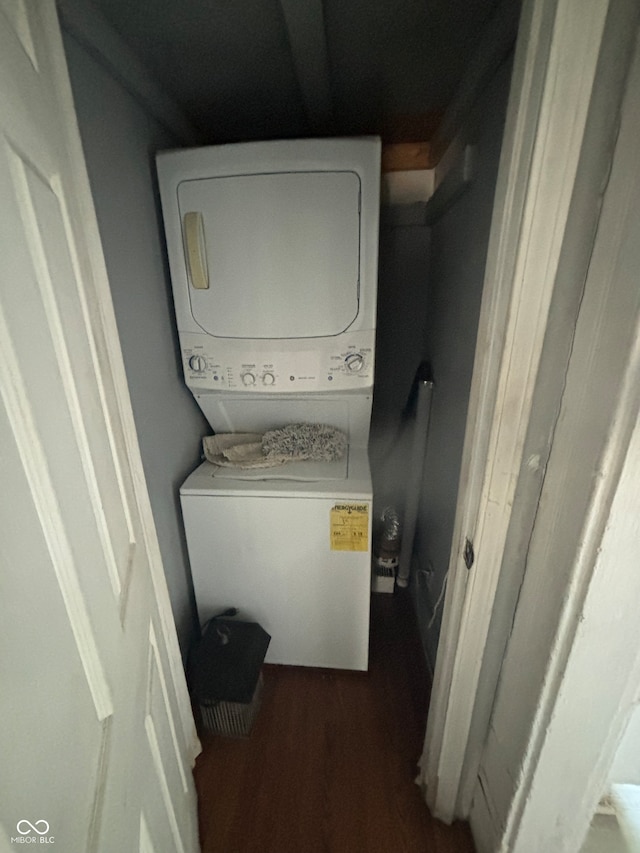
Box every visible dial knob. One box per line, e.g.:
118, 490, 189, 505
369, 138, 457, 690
241, 372, 256, 386
262, 372, 275, 386
189, 355, 207, 372
345, 352, 365, 372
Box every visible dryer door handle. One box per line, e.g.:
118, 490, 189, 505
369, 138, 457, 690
183, 211, 209, 290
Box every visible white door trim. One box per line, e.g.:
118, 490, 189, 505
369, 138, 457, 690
471, 25, 640, 848
509, 279, 640, 853
513, 414, 640, 849
420, 0, 616, 822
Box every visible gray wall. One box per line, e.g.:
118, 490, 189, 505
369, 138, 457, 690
370, 206, 431, 513
63, 32, 209, 655
415, 58, 513, 670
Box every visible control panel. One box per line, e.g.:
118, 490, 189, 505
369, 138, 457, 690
179, 331, 375, 393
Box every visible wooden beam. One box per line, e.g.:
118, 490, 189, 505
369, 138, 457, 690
381, 142, 433, 172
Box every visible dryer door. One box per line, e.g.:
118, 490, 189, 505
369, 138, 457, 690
177, 171, 361, 339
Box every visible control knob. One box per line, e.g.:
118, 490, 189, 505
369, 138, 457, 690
344, 352, 365, 372
241, 372, 256, 386
262, 372, 275, 386
189, 355, 207, 372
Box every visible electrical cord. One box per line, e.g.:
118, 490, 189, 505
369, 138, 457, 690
427, 570, 449, 632
200, 607, 239, 639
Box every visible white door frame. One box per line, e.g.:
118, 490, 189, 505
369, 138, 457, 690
508, 411, 640, 850
484, 31, 640, 844
419, 0, 627, 823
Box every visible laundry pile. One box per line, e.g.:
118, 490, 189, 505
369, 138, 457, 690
203, 423, 348, 469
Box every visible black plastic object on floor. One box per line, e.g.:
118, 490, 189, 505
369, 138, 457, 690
188, 619, 271, 736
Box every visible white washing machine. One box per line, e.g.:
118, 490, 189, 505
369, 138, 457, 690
180, 448, 372, 669
157, 138, 381, 670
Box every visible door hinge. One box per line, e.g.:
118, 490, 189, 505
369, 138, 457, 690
463, 538, 474, 570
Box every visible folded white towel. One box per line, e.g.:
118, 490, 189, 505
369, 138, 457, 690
202, 433, 281, 468
202, 423, 347, 469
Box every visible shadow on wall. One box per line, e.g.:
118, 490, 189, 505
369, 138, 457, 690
416, 56, 514, 670
370, 203, 431, 515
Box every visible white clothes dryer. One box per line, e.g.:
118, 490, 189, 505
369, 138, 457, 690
157, 138, 381, 670
156, 137, 380, 422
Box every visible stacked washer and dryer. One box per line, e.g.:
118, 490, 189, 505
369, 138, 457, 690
157, 138, 380, 671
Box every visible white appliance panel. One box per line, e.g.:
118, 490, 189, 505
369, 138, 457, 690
178, 171, 361, 339
181, 492, 371, 670
194, 393, 373, 446
181, 449, 372, 497
208, 455, 348, 482
180, 330, 375, 394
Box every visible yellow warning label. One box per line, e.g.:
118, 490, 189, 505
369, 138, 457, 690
330, 503, 369, 552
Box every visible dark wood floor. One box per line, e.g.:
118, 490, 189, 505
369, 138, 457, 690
194, 591, 476, 853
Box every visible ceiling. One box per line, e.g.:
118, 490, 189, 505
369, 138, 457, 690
91, 0, 504, 145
